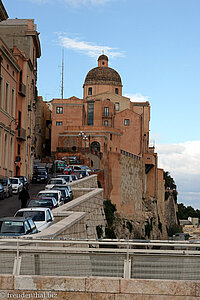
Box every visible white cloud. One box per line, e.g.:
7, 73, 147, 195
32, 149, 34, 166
25, 0, 114, 5
57, 34, 124, 58
62, 0, 114, 5
156, 140, 200, 208
125, 93, 150, 102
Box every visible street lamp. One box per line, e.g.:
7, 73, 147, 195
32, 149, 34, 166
79, 131, 84, 153
83, 135, 88, 153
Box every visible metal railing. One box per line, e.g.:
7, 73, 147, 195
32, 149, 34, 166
1, 238, 200, 279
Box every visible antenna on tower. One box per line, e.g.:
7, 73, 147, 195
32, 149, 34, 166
61, 48, 64, 99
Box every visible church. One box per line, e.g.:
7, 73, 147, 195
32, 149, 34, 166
51, 54, 165, 220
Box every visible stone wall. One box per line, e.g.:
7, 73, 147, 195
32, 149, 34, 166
70, 174, 98, 189
1, 275, 200, 299
35, 188, 106, 240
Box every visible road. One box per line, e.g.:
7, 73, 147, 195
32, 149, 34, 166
0, 183, 46, 217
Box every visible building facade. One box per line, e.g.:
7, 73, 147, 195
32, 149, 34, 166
50, 55, 166, 225
0, 38, 20, 178
0, 18, 41, 180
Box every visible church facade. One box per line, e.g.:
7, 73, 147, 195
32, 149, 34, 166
51, 55, 165, 221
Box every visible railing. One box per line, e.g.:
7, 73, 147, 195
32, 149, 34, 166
1, 238, 200, 279
18, 82, 26, 97
17, 127, 26, 141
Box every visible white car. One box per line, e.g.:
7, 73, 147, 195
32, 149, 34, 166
10, 177, 23, 194
45, 177, 67, 190
14, 207, 54, 232
38, 190, 62, 206
56, 174, 73, 183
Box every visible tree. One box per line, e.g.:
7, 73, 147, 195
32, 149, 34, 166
178, 203, 199, 219
163, 171, 176, 189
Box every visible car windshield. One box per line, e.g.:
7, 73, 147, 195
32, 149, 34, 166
37, 171, 46, 175
0, 180, 6, 186
39, 193, 58, 201
10, 179, 18, 184
63, 177, 69, 182
16, 211, 45, 222
28, 200, 53, 209
0, 221, 25, 233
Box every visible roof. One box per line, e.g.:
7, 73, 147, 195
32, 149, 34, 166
98, 54, 108, 61
0, 216, 32, 221
0, 0, 8, 21
16, 207, 49, 212
84, 66, 122, 87
83, 54, 122, 87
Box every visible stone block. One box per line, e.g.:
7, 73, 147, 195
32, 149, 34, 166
86, 277, 120, 293
14, 276, 86, 292
120, 279, 196, 297
0, 275, 14, 290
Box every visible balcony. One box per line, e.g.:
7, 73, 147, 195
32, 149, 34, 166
18, 82, 26, 97
143, 153, 156, 174
15, 156, 21, 162
17, 127, 26, 141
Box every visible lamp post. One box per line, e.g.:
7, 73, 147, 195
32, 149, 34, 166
79, 131, 84, 153
83, 135, 88, 153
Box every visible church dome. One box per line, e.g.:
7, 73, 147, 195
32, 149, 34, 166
83, 55, 122, 87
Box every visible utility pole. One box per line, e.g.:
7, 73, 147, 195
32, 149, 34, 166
61, 48, 64, 99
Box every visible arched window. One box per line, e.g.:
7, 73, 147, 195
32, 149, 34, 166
90, 141, 100, 154
115, 88, 119, 94
4, 133, 8, 168
88, 87, 92, 95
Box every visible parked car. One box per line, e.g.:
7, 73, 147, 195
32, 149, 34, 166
0, 183, 4, 200
15, 207, 54, 232
70, 174, 78, 181
32, 170, 48, 183
0, 217, 38, 236
38, 190, 62, 206
50, 186, 70, 203
10, 177, 23, 194
50, 184, 73, 201
63, 167, 73, 175
15, 176, 29, 189
45, 177, 67, 190
0, 178, 12, 197
28, 197, 58, 210
56, 174, 73, 183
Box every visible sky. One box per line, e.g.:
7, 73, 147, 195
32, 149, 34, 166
4, 0, 200, 208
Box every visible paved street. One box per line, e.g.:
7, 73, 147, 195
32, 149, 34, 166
0, 183, 46, 218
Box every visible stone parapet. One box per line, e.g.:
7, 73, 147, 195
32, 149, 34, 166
34, 188, 106, 240
1, 275, 200, 299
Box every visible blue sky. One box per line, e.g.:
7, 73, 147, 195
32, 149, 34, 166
4, 0, 200, 208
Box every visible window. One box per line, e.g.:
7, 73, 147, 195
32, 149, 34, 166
46, 210, 52, 222
104, 107, 109, 116
10, 137, 14, 170
88, 102, 94, 126
5, 82, 9, 112
115, 102, 119, 111
110, 134, 112, 140
11, 89, 15, 117
115, 88, 119, 94
4, 133, 8, 168
0, 76, 3, 108
88, 87, 92, 95
0, 128, 2, 166
56, 107, 63, 114
17, 144, 20, 155
124, 119, 130, 126
104, 120, 108, 126
56, 121, 63, 126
